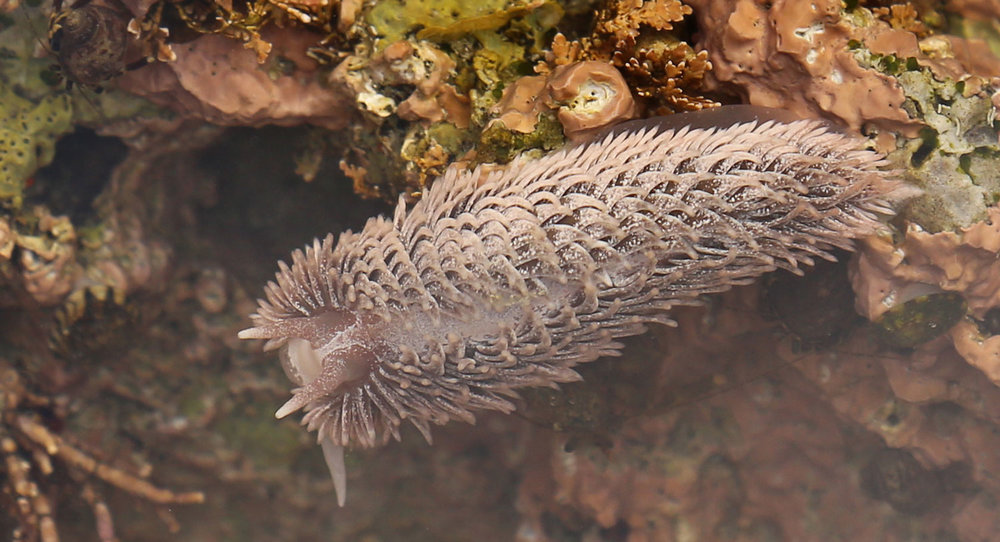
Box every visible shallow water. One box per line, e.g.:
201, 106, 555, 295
1, 10, 999, 538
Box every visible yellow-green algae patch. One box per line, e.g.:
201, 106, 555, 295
366, 0, 553, 50
874, 292, 968, 349
0, 88, 72, 209
477, 112, 564, 163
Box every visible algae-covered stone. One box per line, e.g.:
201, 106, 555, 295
477, 112, 564, 163
366, 0, 560, 52
400, 122, 473, 188
0, 88, 73, 209
875, 291, 967, 348
850, 44, 1000, 233
893, 70, 1000, 232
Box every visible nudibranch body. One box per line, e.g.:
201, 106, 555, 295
239, 105, 903, 506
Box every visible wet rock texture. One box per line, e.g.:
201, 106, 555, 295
515, 283, 999, 541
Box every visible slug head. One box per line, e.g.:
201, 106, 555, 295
239, 308, 384, 507
238, 309, 382, 418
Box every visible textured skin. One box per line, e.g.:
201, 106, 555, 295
50, 4, 130, 87
241, 110, 899, 450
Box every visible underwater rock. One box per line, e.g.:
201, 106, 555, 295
688, 0, 922, 137
117, 28, 354, 128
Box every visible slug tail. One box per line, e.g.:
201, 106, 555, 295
321, 437, 347, 507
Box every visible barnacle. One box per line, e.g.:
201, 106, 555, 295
47, 0, 133, 88
545, 61, 638, 141
538, 0, 716, 114
484, 60, 637, 150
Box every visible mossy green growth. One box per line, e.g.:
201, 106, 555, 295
424, 121, 469, 153
365, 0, 562, 84
468, 3, 560, 88
366, 0, 562, 49
477, 112, 564, 163
948, 15, 1000, 58
892, 69, 1000, 232
853, 44, 1000, 232
217, 402, 304, 469
874, 292, 967, 348
0, 87, 72, 209
366, 0, 512, 50
471, 32, 527, 89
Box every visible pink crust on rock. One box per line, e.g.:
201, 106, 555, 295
116, 29, 353, 129
240, 105, 903, 500
851, 205, 1000, 386
686, 0, 925, 147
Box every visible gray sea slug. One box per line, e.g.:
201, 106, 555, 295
239, 105, 904, 505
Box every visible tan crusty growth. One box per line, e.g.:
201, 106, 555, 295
239, 105, 901, 505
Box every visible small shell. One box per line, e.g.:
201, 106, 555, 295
49, 4, 130, 88
239, 105, 904, 505
546, 61, 638, 141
